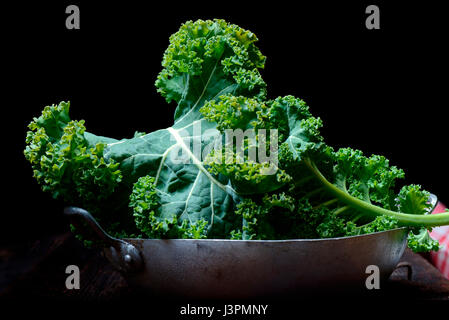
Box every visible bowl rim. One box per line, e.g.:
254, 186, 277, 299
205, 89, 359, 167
124, 227, 408, 243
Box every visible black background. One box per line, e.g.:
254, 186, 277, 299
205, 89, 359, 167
2, 1, 448, 243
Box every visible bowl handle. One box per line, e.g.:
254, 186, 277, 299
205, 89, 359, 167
64, 206, 143, 274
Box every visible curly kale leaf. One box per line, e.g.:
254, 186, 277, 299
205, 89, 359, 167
303, 152, 449, 229
104, 20, 269, 238
199, 90, 449, 251
128, 175, 209, 239
156, 19, 266, 127
229, 196, 349, 240
25, 20, 268, 239
129, 175, 174, 238
397, 184, 431, 215
200, 95, 325, 155
407, 228, 440, 252
199, 95, 328, 194
24, 102, 122, 212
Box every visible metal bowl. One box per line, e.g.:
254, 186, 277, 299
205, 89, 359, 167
64, 207, 413, 299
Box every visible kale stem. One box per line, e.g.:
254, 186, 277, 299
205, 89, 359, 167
334, 205, 350, 215
294, 175, 314, 186
299, 187, 325, 200
350, 214, 364, 223
304, 158, 449, 228
313, 198, 338, 209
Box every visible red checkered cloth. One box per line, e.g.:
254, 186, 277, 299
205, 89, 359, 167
430, 202, 449, 279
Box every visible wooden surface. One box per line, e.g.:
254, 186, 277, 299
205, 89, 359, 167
1, 232, 449, 303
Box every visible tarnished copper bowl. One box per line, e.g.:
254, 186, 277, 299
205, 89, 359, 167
64, 207, 412, 299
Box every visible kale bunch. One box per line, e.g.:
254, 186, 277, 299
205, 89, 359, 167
24, 19, 449, 252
